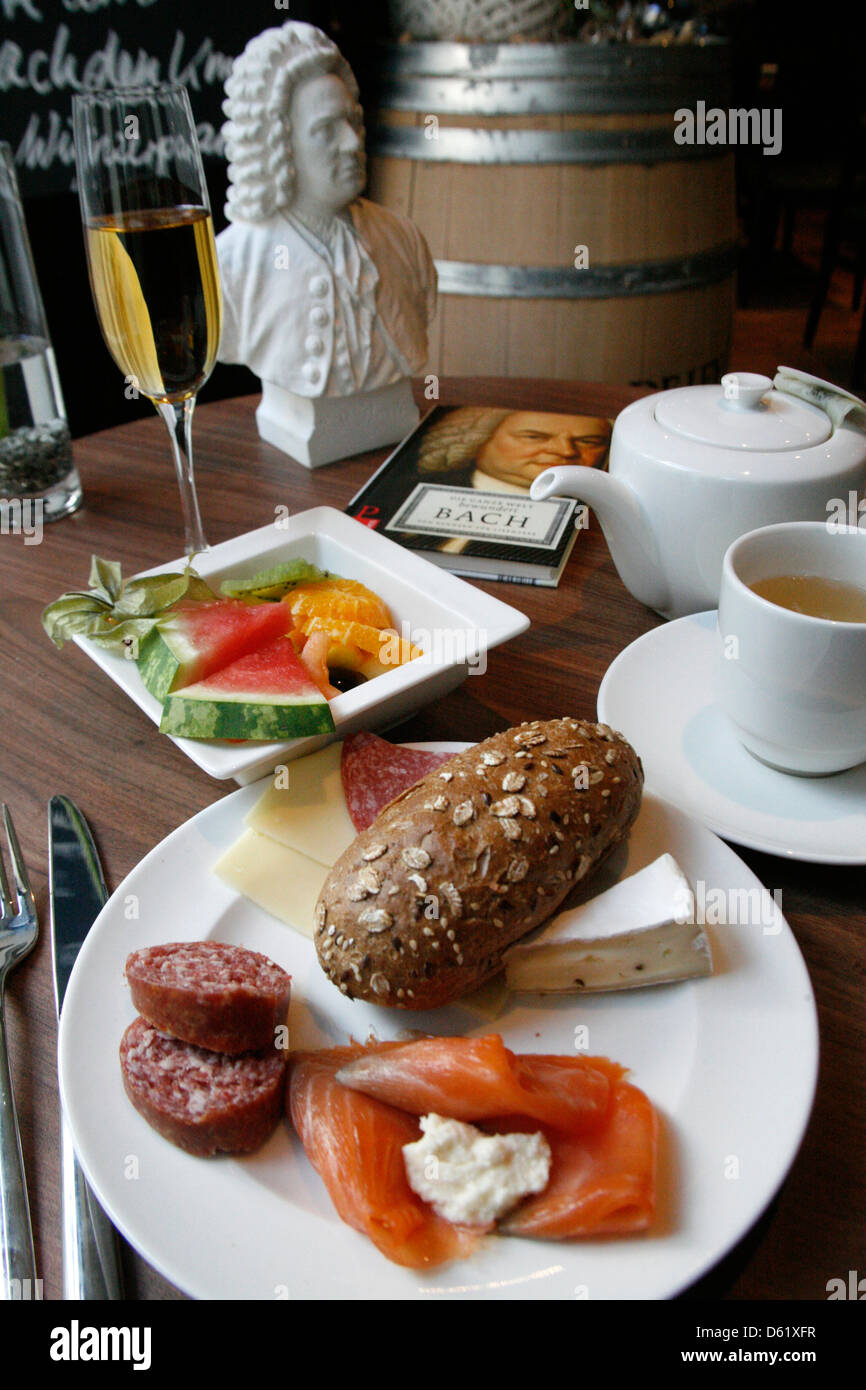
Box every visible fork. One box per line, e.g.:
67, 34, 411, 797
0, 805, 38, 1300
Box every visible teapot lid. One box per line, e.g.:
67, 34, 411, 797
653, 373, 833, 452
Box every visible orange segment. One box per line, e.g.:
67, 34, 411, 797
377, 628, 424, 667
300, 616, 380, 654
281, 579, 420, 676
300, 618, 422, 669
283, 578, 393, 631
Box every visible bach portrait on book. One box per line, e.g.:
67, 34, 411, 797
414, 407, 612, 496
348, 404, 612, 582
411, 407, 610, 557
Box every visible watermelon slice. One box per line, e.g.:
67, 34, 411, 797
137, 600, 290, 702
159, 636, 335, 741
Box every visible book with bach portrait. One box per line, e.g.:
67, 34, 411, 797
345, 404, 613, 586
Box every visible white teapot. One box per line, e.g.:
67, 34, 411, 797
530, 369, 866, 619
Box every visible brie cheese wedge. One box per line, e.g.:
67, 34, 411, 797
503, 853, 713, 993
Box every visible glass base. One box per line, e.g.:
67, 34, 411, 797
39, 466, 83, 521
0, 465, 83, 537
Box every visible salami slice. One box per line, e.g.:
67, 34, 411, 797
125, 942, 291, 1054
120, 1017, 287, 1156
340, 732, 454, 832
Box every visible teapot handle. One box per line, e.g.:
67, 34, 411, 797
773, 367, 866, 430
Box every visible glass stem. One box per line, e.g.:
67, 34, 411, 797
154, 395, 208, 555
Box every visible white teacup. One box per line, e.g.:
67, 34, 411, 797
715, 521, 866, 775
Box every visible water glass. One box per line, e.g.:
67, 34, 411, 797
0, 143, 81, 527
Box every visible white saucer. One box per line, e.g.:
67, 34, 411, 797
597, 610, 866, 864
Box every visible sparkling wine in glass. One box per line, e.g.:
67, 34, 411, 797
72, 84, 222, 553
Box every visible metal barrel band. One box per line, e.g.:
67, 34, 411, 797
377, 74, 733, 118
433, 244, 738, 299
376, 38, 731, 81
368, 123, 732, 165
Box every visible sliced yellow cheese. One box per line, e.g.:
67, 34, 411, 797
213, 828, 329, 938
244, 742, 356, 867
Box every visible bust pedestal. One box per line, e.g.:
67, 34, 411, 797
255, 377, 421, 468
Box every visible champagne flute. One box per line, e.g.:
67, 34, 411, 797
72, 84, 222, 553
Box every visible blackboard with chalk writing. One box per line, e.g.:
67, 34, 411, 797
1, 0, 386, 436
4, 1, 270, 198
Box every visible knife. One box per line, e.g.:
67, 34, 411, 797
48, 796, 124, 1301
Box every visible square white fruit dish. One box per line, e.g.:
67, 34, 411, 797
73, 506, 530, 784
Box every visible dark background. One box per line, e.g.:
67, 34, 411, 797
4, 0, 861, 438
6, 0, 392, 437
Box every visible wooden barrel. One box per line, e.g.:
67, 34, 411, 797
365, 41, 737, 388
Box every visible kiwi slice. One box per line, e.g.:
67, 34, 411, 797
219, 559, 330, 602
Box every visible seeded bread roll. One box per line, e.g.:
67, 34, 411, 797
314, 718, 643, 1010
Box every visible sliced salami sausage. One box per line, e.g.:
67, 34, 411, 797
125, 942, 291, 1054
341, 732, 454, 832
120, 1017, 287, 1156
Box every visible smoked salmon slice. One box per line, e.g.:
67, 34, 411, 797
499, 1080, 658, 1239
288, 1036, 658, 1265
335, 1034, 621, 1133
288, 1046, 482, 1269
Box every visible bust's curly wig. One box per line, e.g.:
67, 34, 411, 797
221, 21, 360, 224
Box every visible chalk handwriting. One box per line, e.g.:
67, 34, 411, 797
0, 25, 233, 95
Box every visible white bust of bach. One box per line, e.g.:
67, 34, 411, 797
216, 21, 438, 467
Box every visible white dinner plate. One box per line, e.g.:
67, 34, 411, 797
597, 610, 866, 865
58, 743, 818, 1301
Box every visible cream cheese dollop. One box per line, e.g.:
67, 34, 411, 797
403, 1113, 551, 1226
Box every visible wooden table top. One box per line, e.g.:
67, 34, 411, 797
1, 377, 862, 1303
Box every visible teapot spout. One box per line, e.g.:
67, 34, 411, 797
530, 465, 671, 614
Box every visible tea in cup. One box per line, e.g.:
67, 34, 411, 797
716, 521, 866, 774
748, 572, 866, 622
